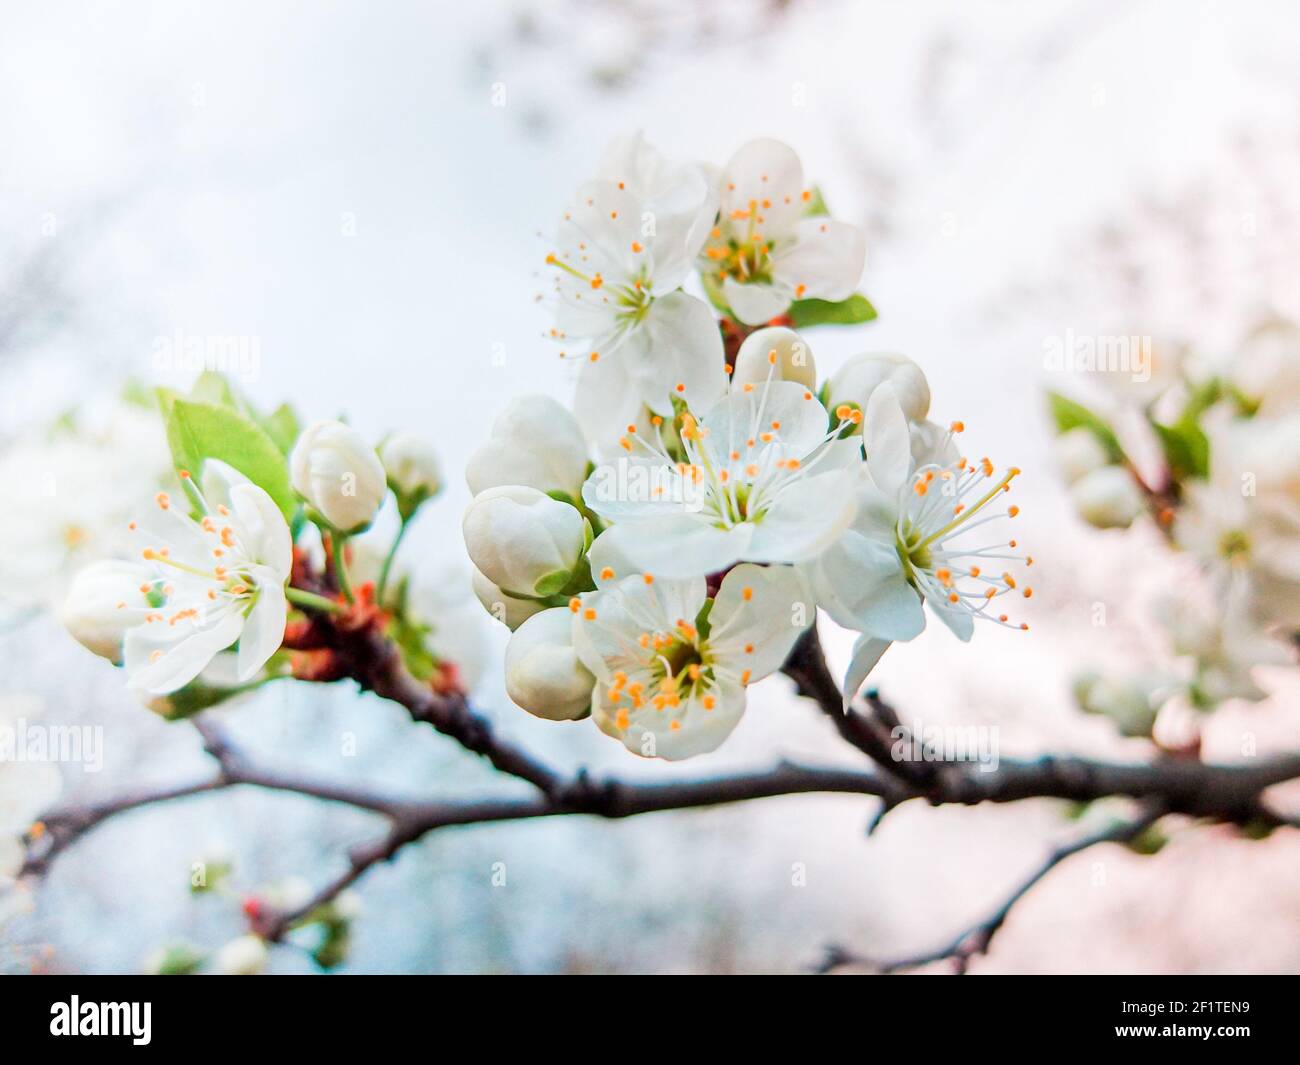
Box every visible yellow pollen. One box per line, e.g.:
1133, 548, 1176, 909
631, 241, 643, 253
950, 421, 965, 432
600, 567, 615, 580
1023, 587, 1033, 599
948, 593, 960, 603
740, 669, 752, 685
742, 587, 753, 601
643, 574, 654, 585
569, 598, 581, 613
155, 492, 170, 509
669, 720, 681, 731
1008, 505, 1020, 517
583, 608, 597, 621
702, 696, 716, 711
768, 350, 778, 365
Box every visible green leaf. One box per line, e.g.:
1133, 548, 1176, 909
159, 394, 296, 518
150, 942, 207, 976
388, 611, 439, 683
189, 370, 247, 412
788, 293, 877, 328
1045, 391, 1125, 462
1151, 419, 1209, 481
260, 403, 301, 455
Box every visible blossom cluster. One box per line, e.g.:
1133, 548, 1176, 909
57, 375, 457, 716
1048, 318, 1300, 736
464, 135, 1030, 760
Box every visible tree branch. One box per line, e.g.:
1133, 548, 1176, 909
23, 607, 1300, 960
817, 803, 1168, 974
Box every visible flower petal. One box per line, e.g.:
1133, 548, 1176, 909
722, 277, 793, 326
573, 339, 656, 455
585, 515, 753, 579
864, 383, 912, 497
236, 576, 287, 681
746, 469, 857, 563
229, 483, 292, 579
595, 675, 746, 761
804, 534, 924, 640
701, 379, 829, 462
125, 609, 245, 695
720, 138, 804, 238
843, 634, 891, 708
771, 217, 866, 303
709, 563, 813, 680
641, 292, 727, 415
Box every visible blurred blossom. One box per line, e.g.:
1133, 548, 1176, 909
0, 400, 170, 610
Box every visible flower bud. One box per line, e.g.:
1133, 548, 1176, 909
289, 420, 387, 532
1054, 427, 1109, 485
472, 567, 546, 630
732, 327, 816, 390
379, 432, 442, 517
504, 607, 593, 720
213, 934, 268, 976
826, 353, 930, 426
463, 486, 586, 598
466, 395, 589, 499
1070, 466, 1144, 529
1073, 671, 1158, 738
60, 560, 151, 663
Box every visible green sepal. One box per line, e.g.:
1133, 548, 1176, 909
1045, 391, 1126, 463
788, 293, 877, 328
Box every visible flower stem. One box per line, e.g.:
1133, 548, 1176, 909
328, 531, 355, 604
286, 586, 345, 615
376, 519, 409, 604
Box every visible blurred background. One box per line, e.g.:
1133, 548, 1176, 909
3, 0, 1300, 973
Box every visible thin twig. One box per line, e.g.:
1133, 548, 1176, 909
817, 803, 1167, 974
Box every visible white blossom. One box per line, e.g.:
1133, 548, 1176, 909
582, 380, 859, 578
825, 352, 930, 426
545, 136, 726, 448
1070, 466, 1145, 529
571, 562, 811, 759
289, 420, 386, 532
504, 607, 593, 720
462, 485, 587, 598
80, 462, 294, 696
465, 395, 590, 499
701, 138, 865, 325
